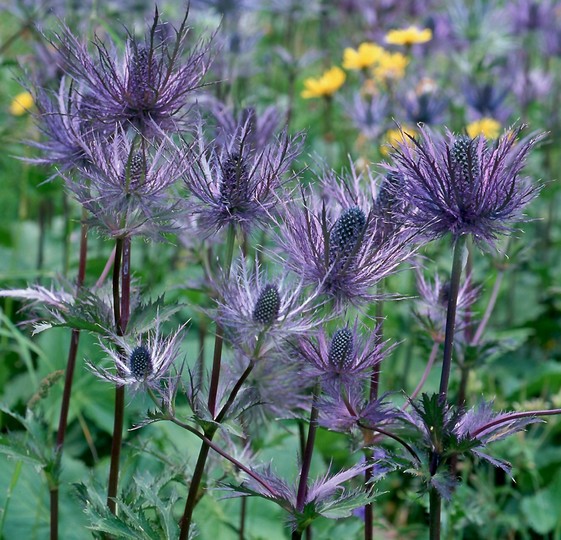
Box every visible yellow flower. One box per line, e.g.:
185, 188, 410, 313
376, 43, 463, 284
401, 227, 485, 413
466, 117, 501, 139
343, 42, 384, 70
381, 125, 417, 156
301, 66, 346, 99
373, 51, 409, 81
385, 26, 432, 46
10, 91, 34, 116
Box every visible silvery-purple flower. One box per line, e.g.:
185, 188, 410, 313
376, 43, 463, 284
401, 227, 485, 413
88, 316, 186, 393
52, 9, 211, 136
400, 85, 448, 125
401, 394, 543, 499
206, 100, 282, 153
414, 267, 480, 340
295, 322, 391, 396
67, 130, 185, 238
318, 390, 398, 434
388, 125, 543, 248
29, 78, 92, 176
463, 79, 510, 122
183, 119, 303, 234
214, 256, 322, 353
344, 93, 388, 140
276, 183, 414, 306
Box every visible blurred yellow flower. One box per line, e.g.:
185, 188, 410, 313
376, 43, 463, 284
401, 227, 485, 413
10, 91, 34, 116
343, 42, 384, 70
381, 125, 417, 155
301, 66, 346, 99
466, 117, 501, 139
385, 26, 433, 46
373, 52, 409, 81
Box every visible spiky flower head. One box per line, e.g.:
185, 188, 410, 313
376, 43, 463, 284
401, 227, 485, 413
66, 129, 186, 239
28, 79, 92, 176
401, 394, 545, 499
184, 118, 303, 235
414, 267, 480, 341
88, 316, 186, 392
206, 99, 281, 154
214, 256, 322, 354
52, 8, 211, 137
387, 124, 543, 248
295, 322, 391, 397
276, 170, 415, 307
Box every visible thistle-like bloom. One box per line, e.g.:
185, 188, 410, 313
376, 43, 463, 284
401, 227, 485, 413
414, 268, 480, 341
295, 322, 391, 396
301, 66, 346, 99
401, 394, 544, 499
29, 78, 92, 176
183, 118, 303, 234
52, 9, 210, 136
205, 99, 281, 153
344, 92, 388, 140
463, 79, 510, 122
276, 174, 414, 306
400, 80, 448, 125
67, 130, 186, 238
89, 317, 185, 392
214, 256, 322, 353
388, 125, 543, 248
222, 461, 374, 532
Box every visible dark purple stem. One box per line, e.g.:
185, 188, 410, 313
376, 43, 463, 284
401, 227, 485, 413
439, 236, 465, 399
292, 382, 321, 540
431, 235, 465, 540
50, 216, 88, 540
107, 237, 131, 514
471, 408, 561, 438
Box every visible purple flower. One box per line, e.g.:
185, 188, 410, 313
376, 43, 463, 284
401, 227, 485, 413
318, 390, 398, 433
276, 177, 414, 306
29, 79, 92, 176
463, 79, 511, 122
88, 316, 186, 393
183, 118, 303, 234
214, 256, 323, 354
294, 321, 391, 396
400, 82, 448, 125
388, 125, 543, 248
414, 266, 480, 341
52, 8, 211, 136
67, 130, 185, 239
344, 92, 388, 140
207, 100, 282, 153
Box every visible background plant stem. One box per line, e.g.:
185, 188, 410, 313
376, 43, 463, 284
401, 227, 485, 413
50, 214, 88, 540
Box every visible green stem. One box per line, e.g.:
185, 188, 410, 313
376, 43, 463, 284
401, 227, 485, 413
438, 236, 465, 399
429, 489, 441, 540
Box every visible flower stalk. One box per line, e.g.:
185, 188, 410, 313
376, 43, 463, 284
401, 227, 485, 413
292, 380, 321, 540
106, 237, 132, 514
50, 212, 88, 540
